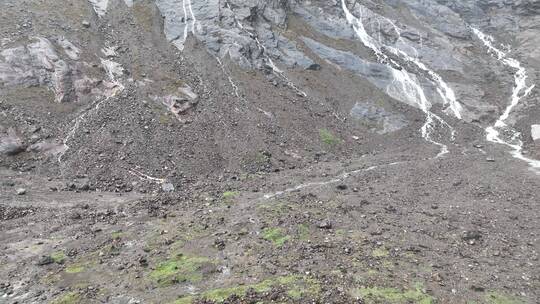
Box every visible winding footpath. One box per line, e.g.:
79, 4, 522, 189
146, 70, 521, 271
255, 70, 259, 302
262, 160, 406, 200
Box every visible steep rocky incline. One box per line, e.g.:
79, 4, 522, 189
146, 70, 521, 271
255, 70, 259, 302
1, 0, 540, 303
1, 0, 539, 182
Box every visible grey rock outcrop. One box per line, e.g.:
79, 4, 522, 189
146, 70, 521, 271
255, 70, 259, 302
0, 38, 74, 102
350, 102, 408, 134
155, 0, 315, 69
0, 37, 126, 103
0, 128, 25, 156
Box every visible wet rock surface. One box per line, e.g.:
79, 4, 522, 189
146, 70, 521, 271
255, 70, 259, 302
1, 0, 539, 303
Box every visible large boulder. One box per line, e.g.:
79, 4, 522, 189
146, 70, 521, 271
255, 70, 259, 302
0, 129, 25, 156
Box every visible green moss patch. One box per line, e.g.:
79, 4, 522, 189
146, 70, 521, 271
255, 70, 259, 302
63, 250, 101, 274
484, 292, 525, 304
222, 191, 238, 204
111, 231, 124, 240
174, 275, 320, 303
50, 292, 82, 304
372, 248, 389, 258
298, 224, 310, 240
50, 251, 66, 264
65, 265, 85, 274
255, 151, 270, 163
150, 253, 214, 286
319, 128, 340, 147
262, 227, 290, 247
159, 113, 173, 125
356, 284, 433, 304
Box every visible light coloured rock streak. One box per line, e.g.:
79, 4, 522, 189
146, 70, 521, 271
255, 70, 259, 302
472, 28, 540, 172
57, 97, 108, 163
262, 161, 405, 200
215, 55, 274, 118
128, 169, 166, 184
341, 0, 456, 157
215, 56, 241, 99
58, 55, 125, 163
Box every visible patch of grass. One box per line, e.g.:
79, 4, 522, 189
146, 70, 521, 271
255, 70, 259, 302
221, 191, 239, 203
484, 292, 525, 304
111, 231, 124, 240
372, 247, 389, 258
199, 286, 250, 302
63, 248, 104, 274
174, 275, 320, 303
65, 265, 85, 274
50, 251, 66, 264
335, 229, 346, 236
287, 288, 303, 299
382, 260, 395, 269
149, 253, 213, 286
253, 151, 271, 166
175, 297, 195, 304
159, 113, 173, 125
356, 284, 433, 304
319, 128, 340, 147
51, 292, 81, 304
298, 224, 310, 241
262, 227, 290, 247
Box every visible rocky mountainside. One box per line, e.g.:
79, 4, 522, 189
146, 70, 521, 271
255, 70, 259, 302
1, 0, 539, 303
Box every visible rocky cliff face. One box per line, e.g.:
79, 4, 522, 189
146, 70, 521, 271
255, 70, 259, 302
1, 0, 539, 181
131, 0, 540, 165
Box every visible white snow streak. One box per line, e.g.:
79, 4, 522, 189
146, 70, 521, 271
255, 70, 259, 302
384, 19, 462, 119
472, 28, 539, 172
341, 0, 458, 157
176, 0, 198, 51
